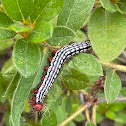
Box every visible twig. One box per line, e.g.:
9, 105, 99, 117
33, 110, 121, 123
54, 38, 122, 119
97, 97, 126, 104
85, 108, 91, 122
92, 103, 97, 124
80, 90, 89, 96
58, 103, 91, 126
35, 111, 38, 124
43, 41, 61, 49
99, 60, 126, 72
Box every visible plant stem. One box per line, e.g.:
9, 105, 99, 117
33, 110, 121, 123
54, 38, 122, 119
85, 108, 91, 122
92, 103, 97, 125
97, 97, 126, 103
99, 60, 126, 72
43, 41, 61, 49
35, 111, 38, 124
80, 90, 89, 96
58, 103, 91, 126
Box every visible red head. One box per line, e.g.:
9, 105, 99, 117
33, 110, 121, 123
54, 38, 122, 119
33, 104, 43, 111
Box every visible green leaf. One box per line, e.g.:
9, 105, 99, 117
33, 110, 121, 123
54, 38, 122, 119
120, 87, 126, 97
3, 66, 17, 81
23, 100, 30, 113
0, 39, 14, 52
1, 58, 13, 74
88, 7, 126, 62
28, 21, 53, 43
105, 111, 116, 120
48, 95, 63, 112
47, 79, 62, 103
30, 0, 64, 24
2, 0, 33, 21
71, 53, 103, 76
32, 46, 50, 88
85, 122, 95, 126
118, 0, 126, 12
66, 121, 76, 126
105, 69, 121, 103
0, 75, 7, 103
42, 110, 57, 126
72, 30, 87, 42
11, 75, 36, 126
4, 72, 20, 98
108, 102, 126, 112
13, 39, 41, 76
47, 26, 75, 46
99, 0, 117, 12
61, 64, 91, 90
0, 29, 16, 40
65, 96, 72, 113
0, 11, 16, 40
55, 97, 68, 123
96, 112, 104, 123
10, 22, 31, 32
57, 0, 95, 31
74, 113, 85, 122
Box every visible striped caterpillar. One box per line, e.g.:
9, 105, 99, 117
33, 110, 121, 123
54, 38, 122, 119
30, 40, 91, 111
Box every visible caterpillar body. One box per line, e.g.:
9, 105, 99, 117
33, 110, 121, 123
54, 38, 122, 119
30, 40, 91, 111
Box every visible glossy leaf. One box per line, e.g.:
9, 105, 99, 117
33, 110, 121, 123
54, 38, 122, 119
57, 0, 95, 31
30, 0, 64, 24
13, 39, 41, 76
42, 110, 57, 126
105, 69, 121, 103
28, 21, 53, 43
71, 53, 103, 76
47, 26, 75, 46
99, 0, 117, 12
88, 7, 126, 62
0, 11, 16, 40
2, 0, 33, 21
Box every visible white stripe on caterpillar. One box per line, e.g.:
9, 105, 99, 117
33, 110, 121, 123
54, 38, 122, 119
36, 40, 91, 103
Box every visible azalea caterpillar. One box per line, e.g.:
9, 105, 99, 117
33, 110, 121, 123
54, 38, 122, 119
30, 40, 91, 111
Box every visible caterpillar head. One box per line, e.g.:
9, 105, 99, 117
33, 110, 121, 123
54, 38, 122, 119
32, 104, 43, 111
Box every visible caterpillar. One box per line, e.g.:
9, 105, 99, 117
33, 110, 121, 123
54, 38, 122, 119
30, 40, 91, 111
